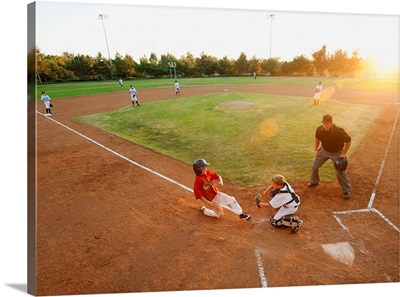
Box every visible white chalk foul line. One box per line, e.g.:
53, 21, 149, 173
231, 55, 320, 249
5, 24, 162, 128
37, 112, 240, 213
333, 106, 400, 234
254, 249, 268, 288
368, 105, 400, 209
37, 111, 193, 193
39, 111, 267, 285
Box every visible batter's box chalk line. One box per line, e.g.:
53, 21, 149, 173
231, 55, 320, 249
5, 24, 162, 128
333, 208, 400, 237
332, 106, 399, 235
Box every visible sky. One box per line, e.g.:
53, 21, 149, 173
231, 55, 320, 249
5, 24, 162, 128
1, 1, 400, 297
35, 1, 399, 74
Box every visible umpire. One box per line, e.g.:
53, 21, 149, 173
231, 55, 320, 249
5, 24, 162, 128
308, 114, 352, 199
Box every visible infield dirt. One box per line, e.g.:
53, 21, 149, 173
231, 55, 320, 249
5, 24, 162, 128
35, 84, 399, 295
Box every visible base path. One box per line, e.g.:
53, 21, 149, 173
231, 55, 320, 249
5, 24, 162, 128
35, 84, 399, 295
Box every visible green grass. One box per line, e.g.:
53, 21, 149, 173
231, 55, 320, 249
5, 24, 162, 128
76, 92, 381, 186
37, 76, 398, 100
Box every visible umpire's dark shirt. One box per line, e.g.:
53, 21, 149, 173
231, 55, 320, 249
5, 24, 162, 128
315, 124, 351, 153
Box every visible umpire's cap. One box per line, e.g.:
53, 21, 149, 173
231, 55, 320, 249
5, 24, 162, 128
322, 114, 333, 123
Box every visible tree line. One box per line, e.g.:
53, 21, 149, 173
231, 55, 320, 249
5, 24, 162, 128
36, 45, 366, 83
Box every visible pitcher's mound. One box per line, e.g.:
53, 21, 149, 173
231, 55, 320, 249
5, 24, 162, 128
218, 101, 256, 109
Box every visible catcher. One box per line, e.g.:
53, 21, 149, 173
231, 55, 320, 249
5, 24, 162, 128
254, 174, 303, 234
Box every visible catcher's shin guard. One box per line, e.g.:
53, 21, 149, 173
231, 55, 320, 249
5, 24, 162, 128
270, 215, 302, 232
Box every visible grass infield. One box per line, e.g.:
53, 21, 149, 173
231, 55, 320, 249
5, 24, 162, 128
76, 91, 381, 186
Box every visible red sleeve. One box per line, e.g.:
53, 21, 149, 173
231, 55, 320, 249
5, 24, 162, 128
193, 177, 204, 199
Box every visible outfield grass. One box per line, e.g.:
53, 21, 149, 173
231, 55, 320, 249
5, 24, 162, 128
37, 76, 398, 100
77, 92, 381, 186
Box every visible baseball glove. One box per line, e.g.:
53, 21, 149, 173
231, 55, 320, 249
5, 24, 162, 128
254, 193, 261, 208
50, 103, 53, 107
334, 157, 348, 171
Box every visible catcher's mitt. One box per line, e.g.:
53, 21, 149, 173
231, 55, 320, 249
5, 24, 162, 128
254, 193, 261, 208
334, 157, 348, 171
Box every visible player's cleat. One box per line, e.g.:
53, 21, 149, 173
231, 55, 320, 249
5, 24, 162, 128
239, 214, 251, 221
343, 192, 351, 199
200, 206, 206, 213
254, 193, 261, 208
290, 219, 303, 234
308, 182, 318, 188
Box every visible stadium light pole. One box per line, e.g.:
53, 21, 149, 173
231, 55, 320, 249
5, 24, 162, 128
267, 14, 275, 59
98, 14, 113, 77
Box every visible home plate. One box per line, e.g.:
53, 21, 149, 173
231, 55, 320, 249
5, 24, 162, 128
322, 242, 355, 267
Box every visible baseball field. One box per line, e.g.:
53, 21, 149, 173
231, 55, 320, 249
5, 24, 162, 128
35, 77, 399, 295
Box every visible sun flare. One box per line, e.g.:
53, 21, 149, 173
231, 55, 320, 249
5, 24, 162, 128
366, 51, 399, 76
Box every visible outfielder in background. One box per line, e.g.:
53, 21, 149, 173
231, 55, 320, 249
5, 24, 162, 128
40, 91, 53, 115
129, 85, 141, 106
192, 158, 251, 221
254, 174, 303, 234
312, 81, 323, 105
174, 80, 181, 95
308, 114, 352, 199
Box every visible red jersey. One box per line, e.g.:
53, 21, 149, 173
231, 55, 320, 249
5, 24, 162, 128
193, 170, 220, 201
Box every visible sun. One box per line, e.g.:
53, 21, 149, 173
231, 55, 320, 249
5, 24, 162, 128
366, 51, 399, 76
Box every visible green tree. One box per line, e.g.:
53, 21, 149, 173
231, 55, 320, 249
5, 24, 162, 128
216, 56, 235, 76
312, 45, 328, 76
261, 58, 281, 76
69, 54, 95, 80
135, 56, 150, 78
327, 49, 349, 77
291, 55, 313, 76
114, 53, 136, 78
347, 49, 362, 77
196, 52, 218, 76
280, 61, 295, 76
159, 53, 178, 77
235, 52, 249, 75
93, 52, 110, 80
178, 52, 198, 77
249, 55, 261, 76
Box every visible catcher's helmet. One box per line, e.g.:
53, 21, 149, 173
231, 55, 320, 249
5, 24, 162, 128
193, 158, 209, 175
334, 157, 348, 171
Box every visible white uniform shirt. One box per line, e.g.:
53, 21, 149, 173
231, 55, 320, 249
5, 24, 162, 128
269, 183, 299, 208
314, 84, 322, 99
129, 87, 137, 98
41, 94, 51, 102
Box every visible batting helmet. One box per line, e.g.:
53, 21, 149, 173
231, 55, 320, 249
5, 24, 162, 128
334, 157, 348, 171
193, 158, 209, 175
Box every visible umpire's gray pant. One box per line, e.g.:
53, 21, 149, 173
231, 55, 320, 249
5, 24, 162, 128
310, 147, 351, 194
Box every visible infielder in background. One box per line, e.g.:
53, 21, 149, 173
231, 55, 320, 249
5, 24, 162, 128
174, 80, 180, 95
192, 158, 251, 221
254, 174, 303, 234
40, 91, 52, 115
129, 85, 140, 106
312, 81, 322, 105
308, 114, 352, 199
